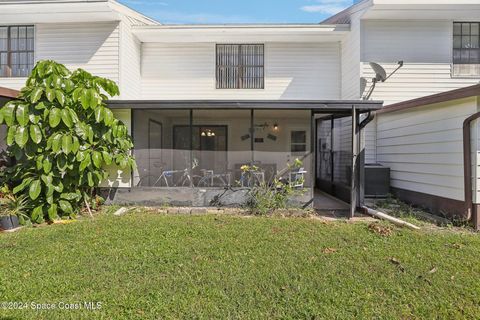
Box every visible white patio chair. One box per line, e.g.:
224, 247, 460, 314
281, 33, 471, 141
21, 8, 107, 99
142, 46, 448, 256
289, 167, 307, 188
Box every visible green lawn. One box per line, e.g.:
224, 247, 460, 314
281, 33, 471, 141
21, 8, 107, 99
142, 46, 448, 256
1, 210, 480, 319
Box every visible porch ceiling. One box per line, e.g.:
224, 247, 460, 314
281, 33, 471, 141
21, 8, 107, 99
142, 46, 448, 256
107, 100, 383, 113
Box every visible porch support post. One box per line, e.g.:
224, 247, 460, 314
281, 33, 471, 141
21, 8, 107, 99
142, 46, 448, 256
250, 109, 254, 163
350, 106, 358, 218
330, 116, 334, 188
311, 110, 316, 201
189, 109, 193, 187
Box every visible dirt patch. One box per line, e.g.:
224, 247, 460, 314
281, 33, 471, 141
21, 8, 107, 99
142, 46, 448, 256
322, 247, 338, 254
368, 223, 393, 237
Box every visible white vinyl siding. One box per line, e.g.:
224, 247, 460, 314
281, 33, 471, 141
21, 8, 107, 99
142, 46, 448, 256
341, 11, 364, 100
361, 20, 479, 105
342, 10, 372, 163
360, 19, 480, 164
376, 97, 479, 201
362, 63, 480, 105
141, 42, 341, 100
119, 18, 141, 99
0, 22, 120, 91
362, 20, 453, 64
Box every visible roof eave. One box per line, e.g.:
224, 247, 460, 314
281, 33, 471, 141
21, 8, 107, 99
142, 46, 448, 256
132, 24, 350, 43
378, 84, 480, 115
0, 86, 20, 99
320, 0, 373, 25
108, 0, 160, 25
107, 99, 383, 112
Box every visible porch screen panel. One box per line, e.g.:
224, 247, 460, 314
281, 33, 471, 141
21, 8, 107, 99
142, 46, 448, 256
193, 110, 252, 188
316, 118, 333, 184
332, 117, 352, 187
132, 109, 191, 187
216, 44, 264, 89
253, 110, 313, 191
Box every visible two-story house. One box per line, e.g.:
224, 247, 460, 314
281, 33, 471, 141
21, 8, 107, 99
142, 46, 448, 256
0, 0, 479, 223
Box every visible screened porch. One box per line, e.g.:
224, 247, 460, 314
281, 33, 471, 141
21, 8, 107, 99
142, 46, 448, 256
130, 108, 314, 207
105, 100, 383, 212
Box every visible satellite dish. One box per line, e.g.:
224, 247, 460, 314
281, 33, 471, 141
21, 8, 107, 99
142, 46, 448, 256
363, 61, 404, 100
369, 62, 387, 82
360, 77, 367, 96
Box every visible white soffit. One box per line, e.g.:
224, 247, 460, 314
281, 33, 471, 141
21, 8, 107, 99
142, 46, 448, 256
364, 0, 480, 20
132, 25, 350, 43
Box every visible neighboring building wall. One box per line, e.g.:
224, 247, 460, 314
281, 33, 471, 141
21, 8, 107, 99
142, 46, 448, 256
376, 97, 479, 205
0, 22, 120, 91
141, 42, 341, 100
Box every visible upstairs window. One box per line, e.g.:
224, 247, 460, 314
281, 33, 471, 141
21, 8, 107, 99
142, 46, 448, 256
0, 26, 35, 77
216, 44, 264, 89
453, 22, 480, 77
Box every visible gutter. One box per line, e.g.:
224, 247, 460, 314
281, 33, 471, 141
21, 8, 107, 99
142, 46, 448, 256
463, 112, 480, 230
0, 86, 20, 99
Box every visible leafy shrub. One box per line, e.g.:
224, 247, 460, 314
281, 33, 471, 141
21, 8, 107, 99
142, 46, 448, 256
0, 60, 135, 223
244, 181, 295, 215
242, 161, 304, 215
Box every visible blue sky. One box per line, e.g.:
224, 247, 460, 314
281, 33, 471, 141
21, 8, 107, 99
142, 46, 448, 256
119, 0, 355, 24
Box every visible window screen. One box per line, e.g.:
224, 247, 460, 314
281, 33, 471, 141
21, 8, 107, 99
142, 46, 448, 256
216, 44, 264, 89
291, 130, 307, 153
0, 26, 34, 77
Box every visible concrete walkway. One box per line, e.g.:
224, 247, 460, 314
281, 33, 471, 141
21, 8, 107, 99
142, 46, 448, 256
314, 190, 369, 220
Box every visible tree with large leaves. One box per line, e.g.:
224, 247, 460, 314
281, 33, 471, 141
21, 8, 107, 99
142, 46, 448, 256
0, 60, 135, 223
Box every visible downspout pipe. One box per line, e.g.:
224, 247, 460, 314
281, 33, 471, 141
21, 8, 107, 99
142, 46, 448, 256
351, 110, 375, 218
359, 111, 374, 130
463, 112, 480, 230
359, 111, 375, 205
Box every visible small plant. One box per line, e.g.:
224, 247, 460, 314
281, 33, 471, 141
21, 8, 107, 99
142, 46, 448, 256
289, 158, 303, 170
0, 187, 30, 230
1, 193, 30, 220
244, 180, 295, 215
237, 164, 260, 187
241, 161, 305, 215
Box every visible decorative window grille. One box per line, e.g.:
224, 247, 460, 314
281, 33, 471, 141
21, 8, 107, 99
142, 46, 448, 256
216, 44, 264, 89
453, 22, 480, 77
0, 26, 35, 77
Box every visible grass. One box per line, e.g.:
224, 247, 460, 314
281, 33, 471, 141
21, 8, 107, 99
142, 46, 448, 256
1, 209, 480, 319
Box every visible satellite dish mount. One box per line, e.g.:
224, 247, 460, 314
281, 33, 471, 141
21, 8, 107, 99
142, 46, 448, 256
362, 61, 404, 100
